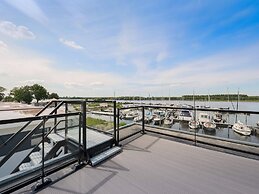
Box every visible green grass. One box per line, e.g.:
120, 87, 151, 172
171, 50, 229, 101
86, 117, 126, 131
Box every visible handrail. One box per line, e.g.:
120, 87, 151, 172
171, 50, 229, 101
0, 112, 80, 168
119, 105, 143, 110
0, 101, 64, 148
0, 112, 80, 125
12, 119, 66, 172
34, 100, 53, 116
0, 107, 43, 112
119, 105, 259, 115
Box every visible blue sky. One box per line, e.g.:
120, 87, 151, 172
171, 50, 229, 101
0, 0, 259, 97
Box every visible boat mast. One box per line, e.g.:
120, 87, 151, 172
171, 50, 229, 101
235, 89, 239, 122
193, 90, 196, 121
169, 88, 171, 102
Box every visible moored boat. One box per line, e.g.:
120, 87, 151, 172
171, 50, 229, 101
232, 121, 252, 136
178, 110, 192, 122
124, 111, 139, 120
153, 114, 164, 125
133, 116, 142, 122
189, 120, 199, 129
203, 121, 216, 131
163, 117, 174, 127
144, 115, 153, 124
214, 112, 222, 122
198, 113, 211, 124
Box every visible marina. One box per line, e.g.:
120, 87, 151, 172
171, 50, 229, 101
1, 99, 259, 193
1, 1, 259, 193
84, 101, 259, 144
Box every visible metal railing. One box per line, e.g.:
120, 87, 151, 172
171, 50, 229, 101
0, 99, 119, 193
2, 99, 258, 193
0, 112, 82, 193
116, 104, 259, 153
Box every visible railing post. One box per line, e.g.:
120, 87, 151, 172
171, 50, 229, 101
194, 127, 197, 146
142, 106, 145, 134
32, 116, 52, 191
81, 101, 87, 161
65, 102, 68, 153
78, 113, 82, 165
41, 117, 45, 184
117, 108, 120, 145
54, 101, 57, 133
113, 101, 117, 145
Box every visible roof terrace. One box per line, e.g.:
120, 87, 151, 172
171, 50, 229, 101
17, 131, 259, 194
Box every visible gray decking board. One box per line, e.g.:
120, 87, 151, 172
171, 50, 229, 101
38, 134, 259, 194
118, 124, 142, 140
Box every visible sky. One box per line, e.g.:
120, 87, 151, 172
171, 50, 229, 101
0, 0, 259, 97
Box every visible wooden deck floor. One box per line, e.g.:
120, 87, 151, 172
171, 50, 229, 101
38, 134, 259, 194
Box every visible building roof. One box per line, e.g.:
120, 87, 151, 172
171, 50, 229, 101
37, 134, 259, 194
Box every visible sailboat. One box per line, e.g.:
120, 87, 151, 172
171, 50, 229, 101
164, 111, 174, 127
202, 91, 216, 131
189, 91, 199, 130
233, 121, 251, 136
232, 90, 251, 136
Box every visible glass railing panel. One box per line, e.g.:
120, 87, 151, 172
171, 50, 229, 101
86, 101, 115, 135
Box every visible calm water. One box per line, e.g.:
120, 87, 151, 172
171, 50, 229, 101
1, 101, 259, 144
97, 100, 259, 144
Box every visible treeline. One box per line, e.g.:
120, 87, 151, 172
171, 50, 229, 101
61, 94, 259, 102
181, 94, 259, 101
0, 84, 59, 104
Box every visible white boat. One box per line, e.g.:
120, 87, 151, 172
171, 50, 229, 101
133, 116, 142, 122
178, 110, 192, 122
257, 121, 259, 127
214, 112, 222, 122
144, 115, 153, 124
203, 121, 216, 130
232, 121, 252, 136
153, 115, 164, 125
198, 113, 211, 124
152, 110, 165, 125
124, 111, 139, 120
164, 117, 174, 127
188, 120, 199, 129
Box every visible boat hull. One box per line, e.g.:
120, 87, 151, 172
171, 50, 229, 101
203, 122, 216, 131
232, 122, 251, 136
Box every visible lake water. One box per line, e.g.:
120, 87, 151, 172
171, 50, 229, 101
1, 101, 259, 144
95, 100, 259, 144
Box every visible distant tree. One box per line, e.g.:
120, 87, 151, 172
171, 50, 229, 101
31, 84, 48, 103
11, 86, 33, 104
48, 92, 59, 99
0, 86, 6, 101
3, 95, 14, 102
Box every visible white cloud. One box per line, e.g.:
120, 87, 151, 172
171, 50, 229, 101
59, 38, 84, 50
0, 40, 8, 51
89, 82, 104, 87
4, 0, 48, 24
0, 21, 36, 39
139, 43, 259, 91
20, 79, 45, 85
0, 46, 124, 96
